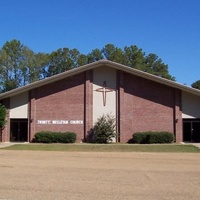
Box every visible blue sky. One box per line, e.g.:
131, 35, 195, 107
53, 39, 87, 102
0, 0, 199, 86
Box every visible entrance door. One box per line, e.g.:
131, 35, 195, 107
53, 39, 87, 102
183, 120, 200, 142
10, 119, 28, 142
183, 122, 191, 142
193, 122, 200, 142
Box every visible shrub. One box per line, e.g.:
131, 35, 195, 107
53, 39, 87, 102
132, 132, 149, 144
148, 132, 174, 144
92, 114, 116, 143
33, 131, 76, 143
0, 103, 6, 128
132, 131, 174, 144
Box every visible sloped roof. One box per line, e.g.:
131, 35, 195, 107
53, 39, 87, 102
0, 60, 200, 99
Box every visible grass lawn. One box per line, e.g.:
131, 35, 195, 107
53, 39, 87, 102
1, 143, 200, 152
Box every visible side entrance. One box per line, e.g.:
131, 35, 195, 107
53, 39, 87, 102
183, 119, 200, 142
10, 119, 28, 142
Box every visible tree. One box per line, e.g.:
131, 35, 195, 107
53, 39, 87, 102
77, 54, 88, 66
144, 53, 175, 81
191, 80, 200, 90
30, 52, 49, 81
0, 103, 6, 141
92, 114, 116, 143
45, 48, 79, 77
101, 44, 175, 80
0, 40, 176, 93
102, 44, 127, 64
2, 79, 18, 92
0, 40, 24, 89
0, 40, 48, 92
124, 45, 146, 70
0, 103, 6, 128
20, 48, 48, 85
87, 48, 103, 63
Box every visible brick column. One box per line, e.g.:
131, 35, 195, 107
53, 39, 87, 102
29, 90, 36, 141
117, 71, 125, 142
84, 70, 93, 141
174, 89, 182, 143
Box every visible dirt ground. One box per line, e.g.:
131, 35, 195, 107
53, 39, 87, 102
0, 151, 200, 200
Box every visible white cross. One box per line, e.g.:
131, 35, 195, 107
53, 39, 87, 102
95, 81, 113, 106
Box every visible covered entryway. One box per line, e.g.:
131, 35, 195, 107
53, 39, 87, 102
183, 120, 200, 142
10, 119, 28, 142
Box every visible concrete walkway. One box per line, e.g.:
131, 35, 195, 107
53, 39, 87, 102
181, 142, 200, 149
191, 143, 200, 149
0, 142, 27, 148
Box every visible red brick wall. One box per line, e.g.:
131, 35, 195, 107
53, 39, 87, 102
1, 68, 183, 143
30, 73, 86, 142
118, 71, 182, 142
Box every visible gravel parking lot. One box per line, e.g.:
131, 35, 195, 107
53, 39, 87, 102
0, 150, 200, 200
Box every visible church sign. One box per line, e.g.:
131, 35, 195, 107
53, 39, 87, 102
37, 120, 83, 125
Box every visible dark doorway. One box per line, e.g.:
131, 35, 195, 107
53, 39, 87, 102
183, 120, 200, 142
10, 119, 28, 142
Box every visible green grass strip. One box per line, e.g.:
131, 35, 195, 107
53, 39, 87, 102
1, 143, 200, 153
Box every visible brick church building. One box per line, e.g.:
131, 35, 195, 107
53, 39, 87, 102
0, 60, 200, 143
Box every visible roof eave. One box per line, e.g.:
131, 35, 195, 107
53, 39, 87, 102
0, 60, 200, 99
